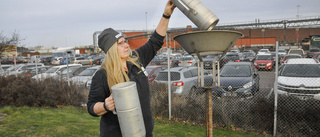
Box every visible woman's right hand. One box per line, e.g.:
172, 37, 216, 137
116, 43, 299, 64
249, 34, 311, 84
104, 94, 115, 111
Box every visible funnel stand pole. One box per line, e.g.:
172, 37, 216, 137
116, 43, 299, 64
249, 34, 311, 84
206, 88, 213, 137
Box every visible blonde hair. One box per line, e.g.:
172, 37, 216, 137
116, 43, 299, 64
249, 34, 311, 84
101, 42, 141, 92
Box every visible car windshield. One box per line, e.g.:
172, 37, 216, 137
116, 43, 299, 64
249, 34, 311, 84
290, 50, 303, 55
46, 67, 59, 73
285, 55, 300, 60
220, 65, 251, 77
259, 49, 268, 53
278, 50, 286, 53
61, 67, 79, 75
79, 69, 97, 76
6, 64, 24, 71
310, 49, 320, 52
155, 72, 180, 81
256, 55, 271, 60
242, 53, 254, 57
225, 55, 239, 60
280, 64, 320, 77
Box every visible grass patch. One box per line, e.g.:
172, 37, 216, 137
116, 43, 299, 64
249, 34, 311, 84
0, 106, 269, 137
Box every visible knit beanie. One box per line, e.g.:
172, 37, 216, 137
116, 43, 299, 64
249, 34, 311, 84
98, 28, 123, 53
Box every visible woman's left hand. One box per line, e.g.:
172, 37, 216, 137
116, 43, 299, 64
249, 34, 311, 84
164, 0, 176, 16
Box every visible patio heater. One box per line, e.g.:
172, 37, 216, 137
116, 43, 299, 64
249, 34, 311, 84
174, 30, 243, 136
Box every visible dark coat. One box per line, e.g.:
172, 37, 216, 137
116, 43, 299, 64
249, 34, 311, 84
87, 31, 164, 137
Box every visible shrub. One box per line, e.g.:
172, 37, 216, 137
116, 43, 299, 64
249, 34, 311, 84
0, 75, 87, 107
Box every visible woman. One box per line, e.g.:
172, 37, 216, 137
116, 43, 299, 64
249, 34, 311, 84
87, 1, 175, 136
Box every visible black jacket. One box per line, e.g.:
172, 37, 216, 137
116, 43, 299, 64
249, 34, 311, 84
87, 31, 164, 137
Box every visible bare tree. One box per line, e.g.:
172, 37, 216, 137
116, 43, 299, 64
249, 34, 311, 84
0, 31, 23, 56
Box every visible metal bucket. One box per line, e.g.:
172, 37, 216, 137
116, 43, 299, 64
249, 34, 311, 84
172, 0, 219, 30
111, 81, 146, 137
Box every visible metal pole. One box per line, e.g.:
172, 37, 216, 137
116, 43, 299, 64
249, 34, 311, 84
66, 54, 70, 86
166, 34, 171, 120
273, 41, 279, 136
14, 56, 17, 77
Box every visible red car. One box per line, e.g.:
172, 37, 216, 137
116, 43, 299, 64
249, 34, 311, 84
254, 54, 274, 70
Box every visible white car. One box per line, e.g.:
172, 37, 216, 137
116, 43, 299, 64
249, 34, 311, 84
257, 49, 270, 55
6, 63, 44, 76
277, 58, 320, 100
32, 64, 82, 80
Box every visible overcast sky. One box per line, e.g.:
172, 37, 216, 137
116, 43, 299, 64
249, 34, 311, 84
1, 0, 319, 48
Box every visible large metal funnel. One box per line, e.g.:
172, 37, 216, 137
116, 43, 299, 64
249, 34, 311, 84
173, 30, 243, 56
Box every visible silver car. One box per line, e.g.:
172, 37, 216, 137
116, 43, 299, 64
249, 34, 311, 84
178, 55, 197, 67
154, 66, 212, 96
69, 65, 100, 87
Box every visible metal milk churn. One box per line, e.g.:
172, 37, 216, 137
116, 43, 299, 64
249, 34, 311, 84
172, 0, 219, 30
111, 81, 146, 137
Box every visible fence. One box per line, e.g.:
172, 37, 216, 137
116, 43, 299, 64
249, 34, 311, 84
149, 47, 320, 136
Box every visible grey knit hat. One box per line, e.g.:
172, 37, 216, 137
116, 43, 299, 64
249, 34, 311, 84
98, 28, 123, 53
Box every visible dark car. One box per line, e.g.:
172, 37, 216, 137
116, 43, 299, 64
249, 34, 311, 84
92, 56, 105, 65
203, 54, 221, 70
213, 62, 260, 99
241, 52, 256, 62
40, 56, 53, 65
219, 52, 241, 68
307, 48, 320, 58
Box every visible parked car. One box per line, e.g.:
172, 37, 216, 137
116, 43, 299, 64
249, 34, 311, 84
40, 56, 53, 65
71, 57, 92, 65
23, 66, 51, 77
60, 57, 75, 65
52, 66, 90, 81
0, 65, 13, 71
51, 57, 62, 65
6, 63, 45, 76
281, 54, 302, 64
257, 49, 270, 55
212, 62, 260, 99
0, 65, 13, 76
288, 49, 305, 57
145, 65, 167, 82
70, 65, 101, 87
312, 52, 320, 60
277, 58, 320, 100
150, 55, 164, 65
230, 49, 240, 53
219, 52, 241, 69
92, 56, 105, 65
154, 67, 212, 95
306, 48, 320, 58
241, 52, 256, 62
21, 57, 31, 63
32, 64, 82, 80
179, 55, 197, 67
243, 50, 256, 54
202, 54, 221, 70
254, 54, 274, 70
278, 49, 287, 55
